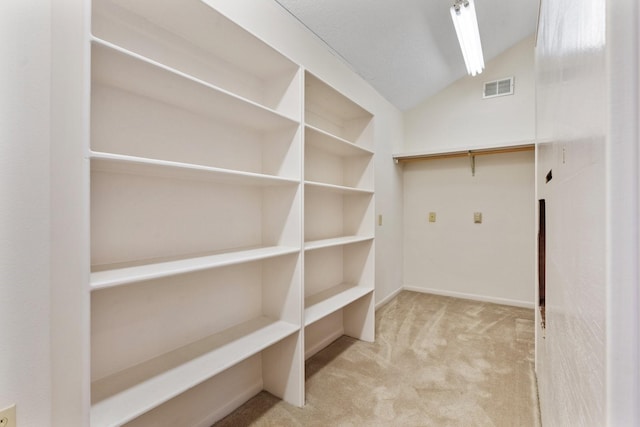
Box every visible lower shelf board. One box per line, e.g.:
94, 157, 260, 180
304, 283, 374, 326
90, 316, 299, 427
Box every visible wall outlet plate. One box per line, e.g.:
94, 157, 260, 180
0, 404, 16, 427
474, 212, 482, 223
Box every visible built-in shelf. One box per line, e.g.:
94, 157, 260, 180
93, 0, 300, 118
84, 3, 374, 423
305, 125, 374, 157
393, 142, 535, 163
304, 284, 373, 326
304, 72, 373, 146
91, 246, 299, 290
304, 235, 374, 252
90, 316, 299, 427
304, 180, 373, 195
90, 152, 299, 187
92, 38, 299, 133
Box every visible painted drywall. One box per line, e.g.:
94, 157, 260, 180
403, 35, 535, 153
403, 151, 535, 307
535, 0, 607, 425
208, 1, 405, 308
400, 34, 536, 307
605, 0, 640, 423
537, 0, 640, 424
0, 0, 52, 426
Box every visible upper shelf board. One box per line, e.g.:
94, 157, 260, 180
90, 152, 299, 187
304, 72, 372, 121
91, 39, 299, 133
305, 125, 374, 157
94, 0, 297, 80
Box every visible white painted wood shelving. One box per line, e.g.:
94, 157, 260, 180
303, 72, 375, 359
87, 0, 375, 425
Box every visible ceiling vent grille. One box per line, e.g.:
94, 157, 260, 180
483, 77, 514, 99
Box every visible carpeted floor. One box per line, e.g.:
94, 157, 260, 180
215, 291, 540, 426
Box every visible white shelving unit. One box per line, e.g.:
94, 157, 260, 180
303, 71, 375, 359
89, 0, 304, 425
85, 1, 375, 424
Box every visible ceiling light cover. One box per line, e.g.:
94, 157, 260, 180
450, 0, 485, 76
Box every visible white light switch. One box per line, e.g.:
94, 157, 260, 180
474, 212, 482, 223
429, 212, 436, 223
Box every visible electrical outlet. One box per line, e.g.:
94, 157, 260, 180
474, 212, 482, 224
378, 214, 383, 226
0, 404, 15, 427
428, 212, 436, 223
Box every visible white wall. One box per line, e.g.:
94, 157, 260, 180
403, 151, 535, 307
401, 33, 536, 307
404, 35, 535, 153
0, 1, 52, 426
536, 0, 640, 425
205, 1, 405, 306
606, 0, 640, 423
535, 0, 607, 425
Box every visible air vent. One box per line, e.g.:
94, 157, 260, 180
483, 77, 514, 98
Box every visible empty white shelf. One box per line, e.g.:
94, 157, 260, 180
93, 0, 299, 116
304, 235, 374, 252
305, 180, 373, 195
91, 246, 300, 290
305, 72, 373, 122
304, 284, 374, 326
305, 125, 374, 157
90, 152, 299, 186
91, 38, 299, 133
90, 316, 299, 427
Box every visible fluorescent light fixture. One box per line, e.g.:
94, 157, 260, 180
450, 0, 485, 76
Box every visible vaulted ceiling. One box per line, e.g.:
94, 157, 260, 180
274, 0, 540, 110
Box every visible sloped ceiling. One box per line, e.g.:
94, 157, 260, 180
274, 0, 540, 110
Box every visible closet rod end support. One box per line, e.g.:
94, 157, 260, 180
468, 151, 476, 176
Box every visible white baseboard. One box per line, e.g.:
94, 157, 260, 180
375, 287, 403, 310
403, 285, 534, 309
193, 380, 262, 427
304, 328, 344, 360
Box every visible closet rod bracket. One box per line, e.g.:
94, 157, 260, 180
468, 151, 476, 176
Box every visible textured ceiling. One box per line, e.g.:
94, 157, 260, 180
274, 0, 540, 110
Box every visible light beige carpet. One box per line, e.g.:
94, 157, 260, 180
215, 291, 539, 426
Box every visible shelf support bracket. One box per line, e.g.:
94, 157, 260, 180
468, 151, 476, 176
